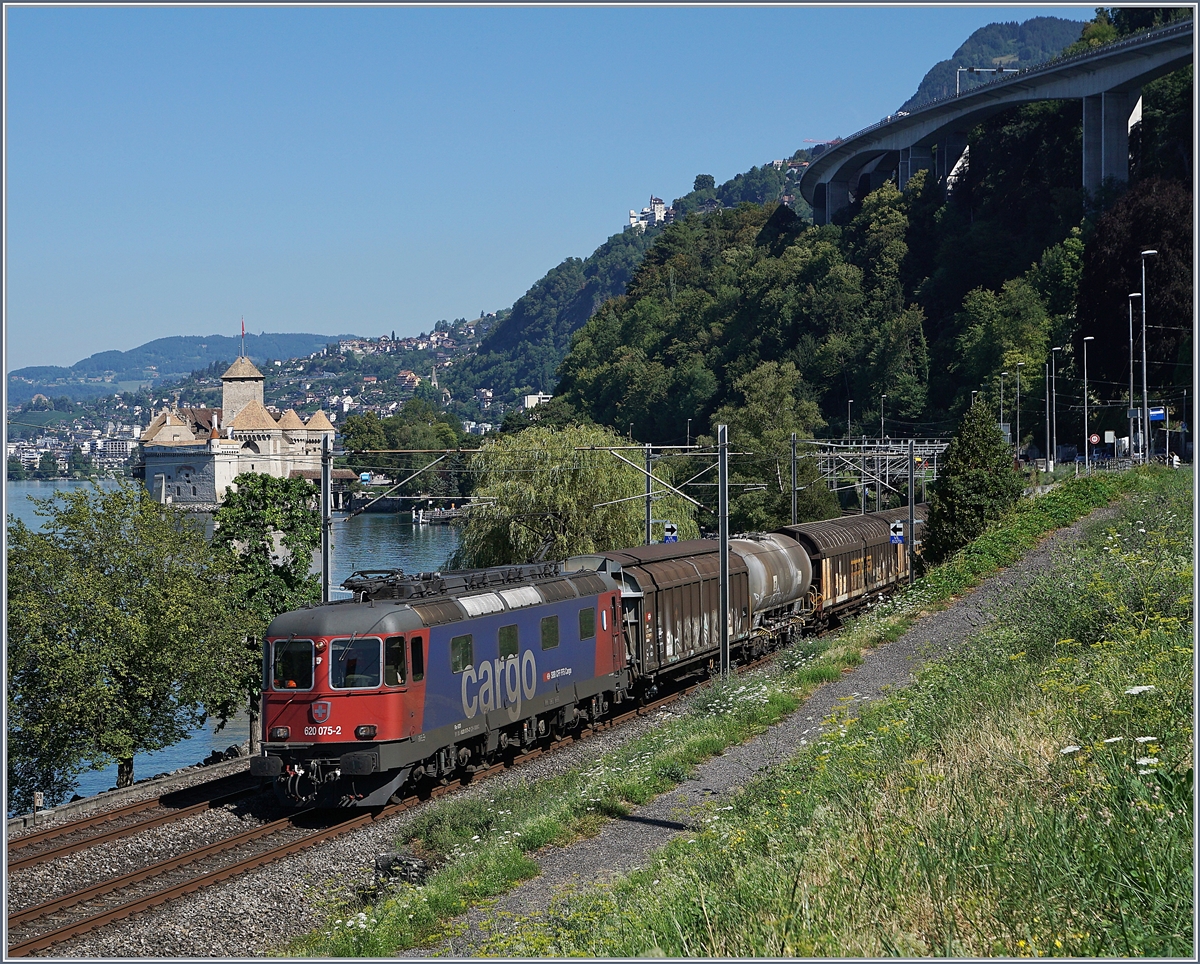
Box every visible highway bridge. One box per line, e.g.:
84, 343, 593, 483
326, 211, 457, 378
800, 20, 1193, 224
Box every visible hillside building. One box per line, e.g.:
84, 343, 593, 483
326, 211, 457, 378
136, 357, 335, 509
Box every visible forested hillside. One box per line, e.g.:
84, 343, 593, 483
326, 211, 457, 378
898, 16, 1085, 111
554, 8, 1192, 458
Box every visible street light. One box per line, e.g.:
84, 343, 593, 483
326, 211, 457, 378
971, 390, 978, 405
847, 398, 853, 440
880, 394, 887, 440
1141, 249, 1158, 462
1128, 292, 1141, 459
1015, 362, 1024, 458
1051, 346, 1062, 465
686, 418, 691, 448
1083, 337, 1094, 472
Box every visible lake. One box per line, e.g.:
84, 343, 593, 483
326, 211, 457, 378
6, 479, 459, 805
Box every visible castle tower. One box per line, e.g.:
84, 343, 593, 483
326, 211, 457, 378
221, 357, 265, 424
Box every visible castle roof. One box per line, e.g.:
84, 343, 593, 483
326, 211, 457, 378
304, 409, 335, 432
221, 356, 264, 380
227, 398, 280, 431
277, 408, 306, 430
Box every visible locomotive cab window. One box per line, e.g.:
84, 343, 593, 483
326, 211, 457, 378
272, 638, 314, 691
330, 637, 382, 689
450, 634, 474, 673
578, 607, 595, 641
498, 625, 519, 660
540, 615, 559, 650
385, 635, 406, 687
411, 636, 425, 681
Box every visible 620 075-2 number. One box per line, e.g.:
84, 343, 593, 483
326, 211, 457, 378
303, 725, 342, 736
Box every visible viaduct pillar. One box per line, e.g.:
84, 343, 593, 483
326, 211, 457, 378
1082, 89, 1141, 196
898, 145, 933, 190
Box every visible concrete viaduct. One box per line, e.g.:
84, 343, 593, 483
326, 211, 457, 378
800, 20, 1193, 225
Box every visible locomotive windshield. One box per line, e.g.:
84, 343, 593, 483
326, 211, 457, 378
330, 636, 382, 688
272, 638, 314, 690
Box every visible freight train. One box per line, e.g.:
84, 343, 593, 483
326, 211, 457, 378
250, 505, 923, 807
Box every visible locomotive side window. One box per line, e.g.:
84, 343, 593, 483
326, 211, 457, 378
498, 625, 519, 660
385, 635, 406, 687
272, 639, 314, 691
540, 615, 559, 650
330, 637, 382, 689
450, 634, 473, 673
411, 636, 425, 681
578, 607, 595, 641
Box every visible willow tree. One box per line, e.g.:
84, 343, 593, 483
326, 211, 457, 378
6, 481, 247, 807
450, 423, 699, 568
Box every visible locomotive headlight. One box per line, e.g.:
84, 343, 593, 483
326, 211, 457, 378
269, 726, 290, 740
355, 724, 377, 740
314, 639, 327, 652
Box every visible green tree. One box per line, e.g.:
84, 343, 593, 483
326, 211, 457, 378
921, 402, 1024, 564
8, 456, 27, 481
33, 451, 61, 479
68, 444, 91, 478
213, 473, 321, 629
704, 361, 839, 531
6, 482, 247, 806
212, 473, 322, 750
450, 423, 699, 568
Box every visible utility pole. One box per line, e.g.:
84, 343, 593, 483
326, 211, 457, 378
1051, 346, 1062, 467
1016, 362, 1024, 459
907, 438, 915, 586
1000, 372, 1007, 439
644, 442, 652, 545
1128, 293, 1140, 460
1141, 250, 1157, 462
1083, 336, 1094, 471
321, 433, 332, 603
790, 432, 797, 525
1045, 362, 1051, 471
718, 424, 730, 677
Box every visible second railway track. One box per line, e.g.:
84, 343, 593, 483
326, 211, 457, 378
5, 647, 775, 957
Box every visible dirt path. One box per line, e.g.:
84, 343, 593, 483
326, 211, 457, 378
404, 504, 1117, 958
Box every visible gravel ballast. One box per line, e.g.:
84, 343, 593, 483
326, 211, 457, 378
13, 504, 1115, 959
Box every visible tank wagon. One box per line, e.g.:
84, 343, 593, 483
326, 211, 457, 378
250, 505, 925, 807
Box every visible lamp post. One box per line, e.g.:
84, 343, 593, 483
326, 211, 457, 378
1051, 346, 1062, 465
971, 390, 978, 405
1016, 362, 1024, 458
1128, 292, 1141, 460
686, 418, 691, 448
1083, 337, 1094, 471
1141, 249, 1157, 462
880, 394, 887, 440
847, 398, 853, 440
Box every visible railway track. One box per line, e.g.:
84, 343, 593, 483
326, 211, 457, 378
5, 648, 775, 957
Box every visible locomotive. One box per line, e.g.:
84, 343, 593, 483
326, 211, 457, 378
249, 505, 923, 807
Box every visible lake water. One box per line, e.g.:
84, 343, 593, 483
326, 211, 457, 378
5, 479, 459, 805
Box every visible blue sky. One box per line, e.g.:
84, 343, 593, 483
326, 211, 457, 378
4, 4, 1088, 370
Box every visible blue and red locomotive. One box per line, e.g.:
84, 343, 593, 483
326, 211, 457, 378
250, 505, 922, 807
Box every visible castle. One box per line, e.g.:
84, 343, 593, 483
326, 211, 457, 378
137, 357, 335, 509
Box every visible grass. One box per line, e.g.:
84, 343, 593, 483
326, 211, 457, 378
486, 468, 1193, 957
288, 466, 1179, 957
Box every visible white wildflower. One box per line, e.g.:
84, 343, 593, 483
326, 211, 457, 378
1124, 685, 1156, 695
1103, 736, 1123, 743
1061, 746, 1082, 755
1135, 736, 1157, 743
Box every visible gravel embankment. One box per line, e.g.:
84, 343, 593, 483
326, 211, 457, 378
12, 504, 1114, 959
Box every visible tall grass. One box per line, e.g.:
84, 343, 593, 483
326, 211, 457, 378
494, 469, 1192, 957
291, 467, 1174, 957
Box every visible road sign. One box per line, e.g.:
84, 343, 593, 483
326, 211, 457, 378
663, 521, 678, 543
1149, 406, 1166, 422
1089, 433, 1100, 445
889, 521, 904, 544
